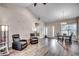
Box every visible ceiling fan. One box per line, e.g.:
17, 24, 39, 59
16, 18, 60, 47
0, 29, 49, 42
34, 3, 47, 7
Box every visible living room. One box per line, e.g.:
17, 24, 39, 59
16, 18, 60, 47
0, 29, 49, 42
0, 3, 79, 56
0, 3, 47, 56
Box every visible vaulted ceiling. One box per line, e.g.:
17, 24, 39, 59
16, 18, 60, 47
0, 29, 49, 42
0, 3, 79, 22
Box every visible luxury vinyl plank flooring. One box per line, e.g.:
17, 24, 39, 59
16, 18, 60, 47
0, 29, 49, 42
46, 39, 79, 56
9, 39, 48, 56
8, 38, 79, 56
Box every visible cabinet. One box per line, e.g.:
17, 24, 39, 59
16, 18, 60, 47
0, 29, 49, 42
0, 25, 9, 56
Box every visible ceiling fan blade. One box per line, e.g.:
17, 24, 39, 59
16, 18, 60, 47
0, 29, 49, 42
34, 3, 37, 7
43, 3, 47, 5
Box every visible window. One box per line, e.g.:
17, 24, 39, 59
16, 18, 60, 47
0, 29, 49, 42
61, 22, 68, 35
61, 23, 77, 39
45, 27, 48, 35
52, 26, 55, 37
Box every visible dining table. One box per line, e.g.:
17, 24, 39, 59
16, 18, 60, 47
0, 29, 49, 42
57, 34, 70, 41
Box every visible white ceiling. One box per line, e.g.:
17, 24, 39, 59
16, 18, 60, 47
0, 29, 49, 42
0, 3, 79, 22
28, 3, 79, 22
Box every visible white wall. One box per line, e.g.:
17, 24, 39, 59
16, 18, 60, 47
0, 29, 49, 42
38, 20, 45, 38
0, 6, 45, 47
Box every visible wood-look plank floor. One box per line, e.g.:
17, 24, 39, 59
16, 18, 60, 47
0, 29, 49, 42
9, 39, 48, 56
7, 38, 79, 56
45, 39, 79, 56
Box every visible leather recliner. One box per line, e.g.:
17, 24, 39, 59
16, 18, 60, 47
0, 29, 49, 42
12, 34, 28, 51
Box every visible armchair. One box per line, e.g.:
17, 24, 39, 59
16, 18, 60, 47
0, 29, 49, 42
12, 34, 27, 51
30, 33, 38, 44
